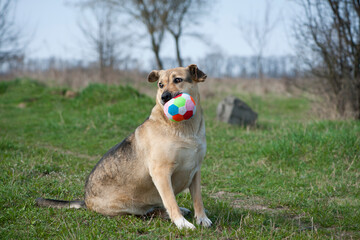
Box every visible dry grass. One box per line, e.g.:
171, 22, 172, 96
10, 67, 146, 90
199, 77, 299, 99
4, 66, 355, 120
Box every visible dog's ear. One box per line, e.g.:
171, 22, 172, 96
188, 64, 207, 82
147, 70, 160, 82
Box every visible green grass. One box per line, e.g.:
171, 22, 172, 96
0, 78, 359, 239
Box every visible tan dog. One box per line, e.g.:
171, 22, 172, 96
36, 64, 211, 229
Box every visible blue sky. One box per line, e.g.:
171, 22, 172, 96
15, 0, 300, 66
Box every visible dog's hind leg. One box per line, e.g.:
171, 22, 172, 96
145, 206, 191, 219
179, 207, 191, 216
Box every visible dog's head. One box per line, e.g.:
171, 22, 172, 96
147, 64, 207, 106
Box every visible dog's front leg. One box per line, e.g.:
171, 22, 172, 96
150, 168, 195, 230
189, 170, 212, 227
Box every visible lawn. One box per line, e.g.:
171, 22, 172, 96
0, 78, 359, 239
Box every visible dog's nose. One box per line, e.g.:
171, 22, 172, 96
161, 91, 172, 104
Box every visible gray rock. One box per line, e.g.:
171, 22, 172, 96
217, 96, 258, 126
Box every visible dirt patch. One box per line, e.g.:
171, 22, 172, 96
232, 199, 288, 213
211, 191, 289, 214
17, 102, 26, 108
210, 191, 322, 232
39, 144, 100, 161
64, 90, 77, 98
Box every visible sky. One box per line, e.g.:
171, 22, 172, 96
14, 0, 300, 68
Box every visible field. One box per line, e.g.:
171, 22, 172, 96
0, 78, 359, 239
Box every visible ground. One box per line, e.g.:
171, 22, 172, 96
0, 78, 359, 239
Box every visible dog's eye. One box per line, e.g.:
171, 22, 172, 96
159, 82, 164, 88
174, 78, 183, 84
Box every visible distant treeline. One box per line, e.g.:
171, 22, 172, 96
3, 54, 303, 79
163, 54, 302, 79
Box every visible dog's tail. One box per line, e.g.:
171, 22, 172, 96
35, 197, 86, 209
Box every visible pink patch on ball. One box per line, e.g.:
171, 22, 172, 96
164, 102, 169, 113
186, 100, 195, 111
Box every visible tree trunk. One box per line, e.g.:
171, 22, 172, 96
151, 35, 163, 69
336, 92, 346, 116
356, 83, 360, 119
257, 54, 263, 79
99, 49, 106, 83
174, 35, 183, 67
154, 47, 163, 69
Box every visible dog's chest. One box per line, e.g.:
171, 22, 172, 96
175, 134, 206, 164
170, 136, 206, 192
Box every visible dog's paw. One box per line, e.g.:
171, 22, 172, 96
174, 217, 195, 230
196, 216, 212, 227
179, 207, 191, 216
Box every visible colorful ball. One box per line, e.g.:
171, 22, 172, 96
164, 93, 196, 122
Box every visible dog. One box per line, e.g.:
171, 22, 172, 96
36, 64, 212, 229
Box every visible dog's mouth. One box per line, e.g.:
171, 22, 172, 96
161, 91, 182, 105
173, 92, 182, 98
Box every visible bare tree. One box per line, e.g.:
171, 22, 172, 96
102, 0, 167, 69
295, 0, 360, 119
0, 0, 25, 67
130, 0, 166, 69
161, 0, 206, 67
77, 1, 127, 83
79, 0, 210, 70
238, 0, 278, 79
104, 0, 210, 69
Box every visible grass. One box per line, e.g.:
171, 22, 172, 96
0, 78, 359, 239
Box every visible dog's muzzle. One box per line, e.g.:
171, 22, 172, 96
161, 91, 182, 105
161, 91, 172, 104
